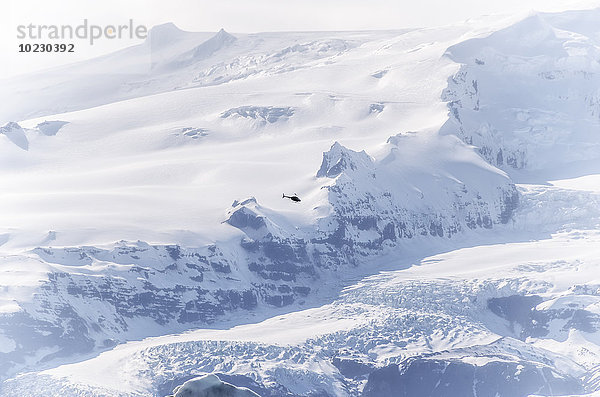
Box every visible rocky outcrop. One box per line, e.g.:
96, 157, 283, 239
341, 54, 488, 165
0, 122, 28, 150
221, 106, 294, 125
314, 138, 518, 246
166, 374, 260, 397
488, 294, 600, 340
0, 137, 519, 379
363, 357, 583, 397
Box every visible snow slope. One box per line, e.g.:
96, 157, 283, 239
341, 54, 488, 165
442, 10, 600, 181
1, 7, 600, 397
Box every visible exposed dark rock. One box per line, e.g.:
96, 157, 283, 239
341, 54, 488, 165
332, 357, 373, 378
363, 358, 583, 397
488, 294, 600, 340
221, 106, 294, 124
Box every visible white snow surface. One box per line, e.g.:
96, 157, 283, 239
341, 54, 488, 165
0, 21, 489, 250
1, 7, 600, 397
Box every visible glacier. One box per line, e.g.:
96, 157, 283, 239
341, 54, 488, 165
1, 7, 600, 397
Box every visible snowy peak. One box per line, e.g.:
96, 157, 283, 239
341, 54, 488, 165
225, 197, 292, 240
317, 135, 519, 241
316, 142, 374, 179
225, 198, 269, 238
177, 28, 237, 64
146, 22, 189, 48
191, 28, 236, 57
214, 28, 236, 44
1, 122, 21, 131
441, 11, 600, 177
0, 122, 28, 150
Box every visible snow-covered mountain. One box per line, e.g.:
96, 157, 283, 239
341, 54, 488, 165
0, 135, 519, 381
1, 8, 600, 397
442, 10, 600, 179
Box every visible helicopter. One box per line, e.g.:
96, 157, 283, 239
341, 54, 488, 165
282, 193, 301, 202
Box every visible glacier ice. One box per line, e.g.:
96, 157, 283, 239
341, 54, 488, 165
1, 8, 600, 397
